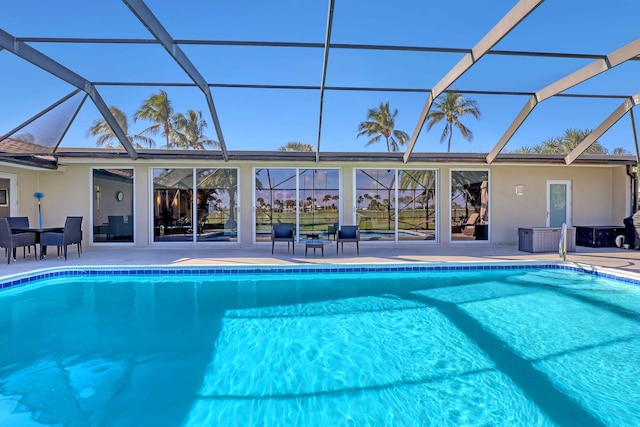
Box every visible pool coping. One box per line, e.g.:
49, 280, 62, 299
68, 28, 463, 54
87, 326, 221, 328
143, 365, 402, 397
2, 260, 640, 290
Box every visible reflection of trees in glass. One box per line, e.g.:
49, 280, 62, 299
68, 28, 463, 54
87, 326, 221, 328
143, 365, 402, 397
398, 170, 436, 231
299, 169, 340, 231
255, 169, 297, 229
451, 170, 488, 224
198, 168, 237, 229
356, 169, 395, 231
152, 168, 193, 242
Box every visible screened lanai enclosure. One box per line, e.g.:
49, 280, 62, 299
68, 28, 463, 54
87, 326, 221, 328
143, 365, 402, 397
0, 1, 638, 248
1, 0, 639, 161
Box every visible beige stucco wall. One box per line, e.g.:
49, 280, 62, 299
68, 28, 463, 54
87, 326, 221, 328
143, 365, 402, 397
488, 164, 631, 245
1, 159, 633, 248
0, 164, 41, 224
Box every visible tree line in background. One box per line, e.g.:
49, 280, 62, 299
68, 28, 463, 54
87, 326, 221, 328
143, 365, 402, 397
88, 90, 632, 155
511, 128, 630, 155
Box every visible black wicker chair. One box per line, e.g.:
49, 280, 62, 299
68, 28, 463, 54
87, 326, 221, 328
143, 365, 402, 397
6, 216, 31, 257
0, 217, 37, 264
40, 216, 83, 260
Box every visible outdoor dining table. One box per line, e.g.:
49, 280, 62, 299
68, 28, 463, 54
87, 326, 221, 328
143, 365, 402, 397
11, 226, 65, 258
12, 226, 65, 240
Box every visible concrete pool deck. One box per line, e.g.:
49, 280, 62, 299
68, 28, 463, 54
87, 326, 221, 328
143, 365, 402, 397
3, 243, 640, 279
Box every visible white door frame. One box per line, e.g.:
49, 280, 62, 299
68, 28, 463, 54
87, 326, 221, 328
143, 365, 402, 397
0, 172, 18, 216
546, 180, 572, 227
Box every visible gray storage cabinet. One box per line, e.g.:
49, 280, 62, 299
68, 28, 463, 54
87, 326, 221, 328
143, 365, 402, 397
518, 227, 576, 253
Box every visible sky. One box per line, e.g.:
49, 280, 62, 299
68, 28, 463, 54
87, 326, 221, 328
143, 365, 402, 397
1, 0, 640, 155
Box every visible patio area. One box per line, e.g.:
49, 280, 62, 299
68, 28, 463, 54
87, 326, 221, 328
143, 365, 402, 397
3, 243, 640, 280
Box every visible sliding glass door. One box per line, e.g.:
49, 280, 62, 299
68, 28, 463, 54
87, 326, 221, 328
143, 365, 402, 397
355, 168, 437, 242
152, 167, 237, 243
254, 168, 340, 242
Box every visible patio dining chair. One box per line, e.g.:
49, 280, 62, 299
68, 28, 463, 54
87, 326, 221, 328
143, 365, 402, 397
0, 217, 37, 264
271, 223, 295, 254
327, 222, 339, 240
6, 216, 31, 257
40, 216, 83, 260
337, 225, 360, 255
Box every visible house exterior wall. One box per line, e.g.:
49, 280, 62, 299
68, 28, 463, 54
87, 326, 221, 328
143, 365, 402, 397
488, 164, 629, 245
0, 164, 40, 224
1, 159, 632, 248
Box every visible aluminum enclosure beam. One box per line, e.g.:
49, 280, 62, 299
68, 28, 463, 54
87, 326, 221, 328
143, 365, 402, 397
315, 0, 335, 163
565, 94, 640, 165
630, 109, 640, 163
486, 38, 640, 164
123, 0, 230, 162
0, 29, 139, 160
403, 0, 543, 163
16, 36, 640, 63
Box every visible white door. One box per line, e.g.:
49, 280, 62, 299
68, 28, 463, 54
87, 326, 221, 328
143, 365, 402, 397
546, 180, 572, 227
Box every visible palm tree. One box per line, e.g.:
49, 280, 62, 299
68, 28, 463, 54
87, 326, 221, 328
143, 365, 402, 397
278, 141, 314, 151
171, 110, 219, 150
612, 147, 632, 155
426, 92, 481, 152
357, 102, 409, 152
134, 90, 176, 149
399, 170, 437, 228
87, 106, 155, 149
323, 194, 331, 209
514, 128, 607, 154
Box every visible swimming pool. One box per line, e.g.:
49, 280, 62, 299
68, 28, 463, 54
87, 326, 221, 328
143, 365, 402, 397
0, 264, 638, 426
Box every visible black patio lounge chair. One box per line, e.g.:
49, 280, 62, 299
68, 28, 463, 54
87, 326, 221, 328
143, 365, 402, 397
0, 217, 37, 264
271, 223, 295, 254
337, 225, 360, 255
40, 216, 83, 260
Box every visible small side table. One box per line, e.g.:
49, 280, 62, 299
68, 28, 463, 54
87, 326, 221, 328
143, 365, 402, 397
301, 239, 331, 257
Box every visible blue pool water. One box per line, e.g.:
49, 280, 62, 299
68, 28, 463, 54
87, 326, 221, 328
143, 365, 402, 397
0, 266, 639, 426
